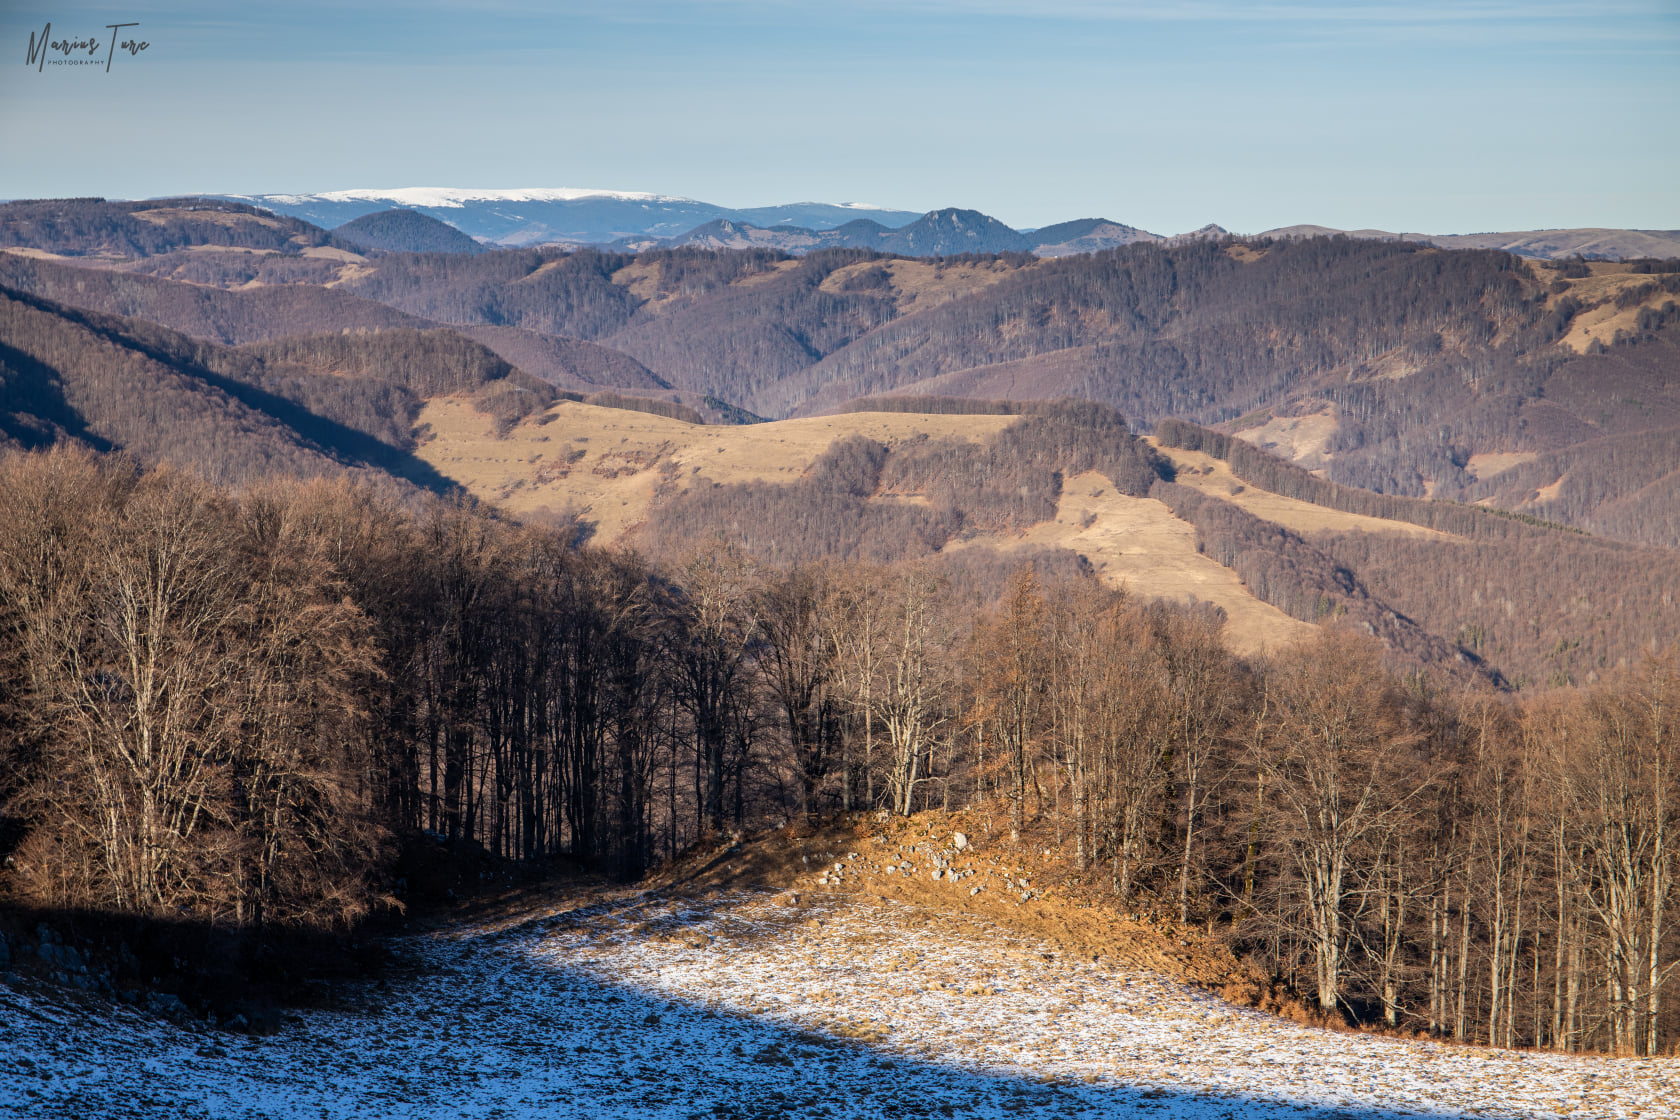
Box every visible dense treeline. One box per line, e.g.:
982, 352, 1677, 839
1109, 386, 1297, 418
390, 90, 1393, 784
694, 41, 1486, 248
839, 395, 1034, 416
770, 238, 1542, 418
341, 249, 643, 339
603, 251, 901, 404
1149, 482, 1486, 680
1312, 530, 1680, 689
1155, 420, 1579, 541
123, 251, 349, 290
2, 447, 1678, 1055
642, 402, 1166, 560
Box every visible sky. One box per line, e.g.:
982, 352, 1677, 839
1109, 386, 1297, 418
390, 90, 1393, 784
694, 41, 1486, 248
2, 1, 1677, 234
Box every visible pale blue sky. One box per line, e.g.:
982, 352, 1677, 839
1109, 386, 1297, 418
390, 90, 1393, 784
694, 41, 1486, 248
2, 1, 1676, 234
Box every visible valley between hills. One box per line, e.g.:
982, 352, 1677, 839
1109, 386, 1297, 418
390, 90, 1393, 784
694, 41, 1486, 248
4, 196, 1680, 1112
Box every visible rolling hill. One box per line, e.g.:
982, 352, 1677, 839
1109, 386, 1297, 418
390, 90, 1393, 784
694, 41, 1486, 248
5, 194, 1680, 552
399, 392, 1680, 685
334, 208, 487, 254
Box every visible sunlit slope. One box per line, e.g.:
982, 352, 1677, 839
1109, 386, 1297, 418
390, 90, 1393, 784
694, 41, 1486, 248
414, 401, 1324, 652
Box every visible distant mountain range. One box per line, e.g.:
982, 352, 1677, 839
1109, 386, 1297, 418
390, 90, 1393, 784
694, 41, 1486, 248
223, 187, 1680, 261
223, 188, 924, 247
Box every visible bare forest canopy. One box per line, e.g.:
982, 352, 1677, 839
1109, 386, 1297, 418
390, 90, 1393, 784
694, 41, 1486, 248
6, 250, 1680, 688
4, 206, 1680, 683
1, 447, 1678, 1058
332, 209, 487, 256
0, 197, 351, 258
8, 206, 1676, 546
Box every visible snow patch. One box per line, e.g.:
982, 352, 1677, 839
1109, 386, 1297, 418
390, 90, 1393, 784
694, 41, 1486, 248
252, 187, 697, 208
2, 889, 1671, 1118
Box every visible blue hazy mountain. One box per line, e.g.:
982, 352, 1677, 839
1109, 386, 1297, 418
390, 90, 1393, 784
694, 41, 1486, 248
225, 188, 924, 247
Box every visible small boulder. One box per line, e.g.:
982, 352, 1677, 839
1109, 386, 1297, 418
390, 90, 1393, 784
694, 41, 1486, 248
952, 832, 969, 852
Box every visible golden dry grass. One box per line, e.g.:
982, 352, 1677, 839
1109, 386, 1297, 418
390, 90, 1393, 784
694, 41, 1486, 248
1223, 409, 1340, 464
1548, 265, 1674, 352
951, 471, 1313, 655
1464, 451, 1539, 480
1149, 443, 1446, 541
413, 399, 1018, 541
817, 258, 1027, 308
413, 403, 1455, 655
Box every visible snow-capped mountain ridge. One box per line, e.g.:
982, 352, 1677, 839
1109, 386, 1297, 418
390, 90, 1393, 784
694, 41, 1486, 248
248, 186, 693, 208
227, 189, 927, 246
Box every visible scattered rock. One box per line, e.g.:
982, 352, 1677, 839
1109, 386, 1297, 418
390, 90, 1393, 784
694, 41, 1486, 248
952, 832, 969, 851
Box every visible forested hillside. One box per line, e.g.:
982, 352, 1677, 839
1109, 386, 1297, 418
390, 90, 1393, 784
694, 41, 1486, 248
5, 202, 1680, 543
333, 209, 485, 255
0, 287, 557, 487
0, 254, 427, 345
0, 197, 345, 257
3, 447, 1677, 1057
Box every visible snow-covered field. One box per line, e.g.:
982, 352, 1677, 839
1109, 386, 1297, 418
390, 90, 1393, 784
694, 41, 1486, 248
1, 888, 1672, 1119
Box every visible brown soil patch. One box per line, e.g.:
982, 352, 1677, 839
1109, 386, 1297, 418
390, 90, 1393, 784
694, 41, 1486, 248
639, 809, 1249, 992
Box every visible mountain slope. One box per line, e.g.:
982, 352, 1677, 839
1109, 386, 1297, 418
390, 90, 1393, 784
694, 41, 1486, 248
334, 209, 486, 254
0, 197, 344, 257
407, 390, 1680, 683
0, 252, 426, 345
0, 287, 407, 485
0, 288, 564, 490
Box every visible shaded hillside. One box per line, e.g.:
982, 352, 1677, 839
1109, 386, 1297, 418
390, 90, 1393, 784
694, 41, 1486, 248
0, 289, 562, 489
457, 325, 669, 391
0, 197, 341, 257
0, 289, 399, 485
339, 247, 642, 337
335, 209, 485, 254
602, 251, 901, 403
765, 238, 1545, 418
0, 253, 426, 345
